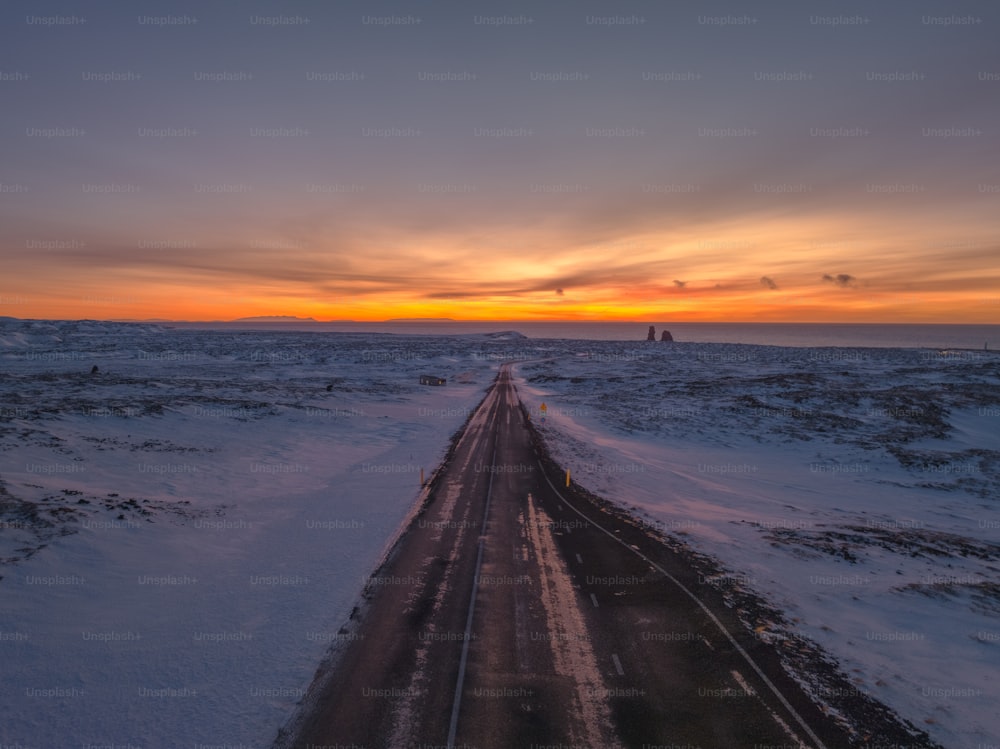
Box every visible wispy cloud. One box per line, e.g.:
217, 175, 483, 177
822, 274, 857, 288
0, 2, 996, 323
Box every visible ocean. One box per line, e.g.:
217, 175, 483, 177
169, 321, 1000, 350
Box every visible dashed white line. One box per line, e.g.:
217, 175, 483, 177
731, 669, 756, 696
590, 593, 599, 608
730, 671, 809, 748
611, 654, 625, 676
576, 553, 583, 564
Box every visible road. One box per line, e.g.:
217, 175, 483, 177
282, 364, 859, 748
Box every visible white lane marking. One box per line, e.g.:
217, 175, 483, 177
525, 493, 622, 748
611, 654, 625, 676
576, 554, 583, 564
534, 458, 830, 749
732, 671, 809, 749
731, 669, 756, 696
700, 636, 714, 651
590, 593, 599, 608
763, 706, 810, 749
447, 392, 503, 748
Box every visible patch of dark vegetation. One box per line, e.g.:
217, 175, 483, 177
77, 435, 211, 454
882, 448, 999, 498
0, 482, 80, 573
897, 581, 1000, 616
0, 478, 207, 580
526, 374, 571, 384
887, 446, 995, 472
748, 372, 822, 388
764, 525, 1000, 563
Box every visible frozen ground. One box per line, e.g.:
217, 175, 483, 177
0, 319, 515, 747
513, 341, 1000, 749
2, 320, 998, 747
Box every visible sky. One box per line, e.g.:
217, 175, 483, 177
1, 0, 997, 323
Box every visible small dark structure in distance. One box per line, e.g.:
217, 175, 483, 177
645, 326, 674, 342
419, 375, 447, 386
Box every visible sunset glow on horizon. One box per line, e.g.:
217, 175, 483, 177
2, 0, 997, 324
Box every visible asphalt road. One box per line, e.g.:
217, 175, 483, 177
283, 364, 860, 748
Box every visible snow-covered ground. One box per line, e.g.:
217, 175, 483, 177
2, 320, 997, 747
513, 341, 1000, 749
0, 319, 517, 747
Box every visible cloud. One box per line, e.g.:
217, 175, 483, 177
673, 280, 687, 288
759, 276, 778, 290
556, 288, 564, 296
822, 273, 856, 287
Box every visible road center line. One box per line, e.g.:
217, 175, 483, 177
590, 593, 599, 608
446, 384, 501, 749
611, 654, 625, 676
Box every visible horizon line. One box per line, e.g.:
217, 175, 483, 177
2, 316, 995, 327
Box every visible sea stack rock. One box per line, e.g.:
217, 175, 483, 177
646, 325, 656, 341
660, 330, 673, 342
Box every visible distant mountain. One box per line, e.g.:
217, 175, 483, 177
481, 331, 528, 340
232, 316, 318, 322
384, 317, 455, 322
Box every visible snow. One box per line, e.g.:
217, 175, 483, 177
512, 341, 1000, 748
2, 320, 998, 747
0, 319, 506, 747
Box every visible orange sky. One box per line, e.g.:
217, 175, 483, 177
2, 3, 998, 324
4, 209, 998, 323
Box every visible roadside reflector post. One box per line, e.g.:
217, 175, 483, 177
565, 469, 571, 487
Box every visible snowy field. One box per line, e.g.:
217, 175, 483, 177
0, 319, 512, 747
2, 319, 998, 747
513, 341, 1000, 749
